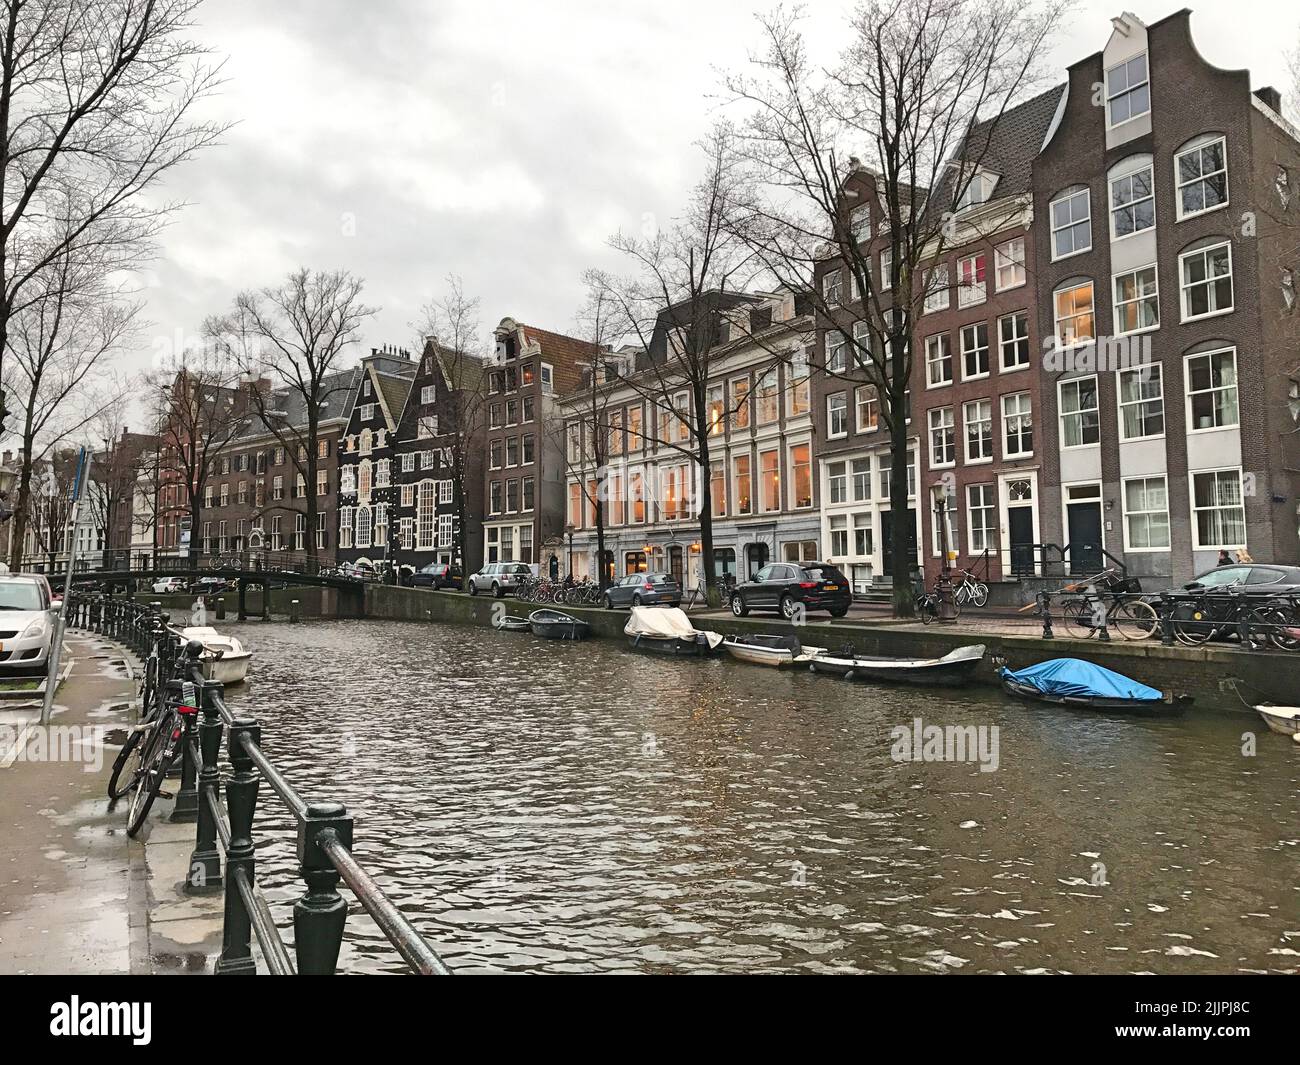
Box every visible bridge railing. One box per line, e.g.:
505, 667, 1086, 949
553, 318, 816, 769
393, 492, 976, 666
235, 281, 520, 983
70, 592, 451, 975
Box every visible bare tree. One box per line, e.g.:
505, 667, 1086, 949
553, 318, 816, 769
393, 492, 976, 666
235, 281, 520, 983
413, 275, 488, 574
726, 0, 1064, 615
594, 128, 803, 605
3, 248, 139, 570
147, 359, 243, 566
213, 268, 377, 565
0, 0, 227, 418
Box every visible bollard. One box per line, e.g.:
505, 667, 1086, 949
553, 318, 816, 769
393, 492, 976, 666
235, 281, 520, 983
290, 599, 300, 623
1094, 593, 1110, 642
215, 597, 226, 621
293, 802, 353, 975
1159, 593, 1175, 646
1038, 591, 1054, 639
169, 654, 203, 821
186, 679, 226, 895
216, 717, 261, 975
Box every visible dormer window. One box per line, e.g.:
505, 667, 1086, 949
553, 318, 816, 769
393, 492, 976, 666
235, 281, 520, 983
849, 204, 871, 242
540, 363, 554, 393
1106, 53, 1149, 127
956, 171, 997, 212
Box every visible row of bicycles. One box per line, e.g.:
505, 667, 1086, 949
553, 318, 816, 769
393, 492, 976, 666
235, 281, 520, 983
913, 568, 991, 623
515, 574, 604, 606
1044, 568, 1300, 649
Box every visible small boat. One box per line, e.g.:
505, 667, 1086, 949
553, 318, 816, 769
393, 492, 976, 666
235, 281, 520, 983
494, 616, 532, 633
810, 643, 985, 686
1000, 657, 1191, 713
722, 633, 826, 668
180, 626, 253, 686
624, 606, 723, 656
528, 609, 590, 640
1254, 704, 1300, 736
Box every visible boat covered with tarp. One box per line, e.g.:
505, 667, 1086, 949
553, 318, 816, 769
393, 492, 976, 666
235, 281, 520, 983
624, 606, 723, 656
1000, 657, 1189, 712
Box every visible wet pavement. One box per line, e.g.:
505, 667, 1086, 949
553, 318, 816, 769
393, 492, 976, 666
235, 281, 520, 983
0, 633, 222, 975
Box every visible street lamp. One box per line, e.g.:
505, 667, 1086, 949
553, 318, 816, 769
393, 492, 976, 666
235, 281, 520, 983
563, 522, 575, 578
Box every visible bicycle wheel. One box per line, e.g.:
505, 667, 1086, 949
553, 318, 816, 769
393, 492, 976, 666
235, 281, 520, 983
972, 583, 989, 608
110, 656, 161, 800
1062, 598, 1097, 639
125, 710, 183, 837
1114, 599, 1159, 640
1170, 601, 1214, 646
1245, 606, 1289, 651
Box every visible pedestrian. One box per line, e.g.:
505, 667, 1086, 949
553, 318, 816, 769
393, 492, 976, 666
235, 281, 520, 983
549, 553, 559, 580
1217, 549, 1232, 566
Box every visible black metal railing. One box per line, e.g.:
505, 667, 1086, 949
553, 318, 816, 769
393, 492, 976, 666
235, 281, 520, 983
69, 592, 451, 975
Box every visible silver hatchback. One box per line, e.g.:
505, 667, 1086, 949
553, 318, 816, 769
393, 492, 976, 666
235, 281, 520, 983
467, 562, 532, 597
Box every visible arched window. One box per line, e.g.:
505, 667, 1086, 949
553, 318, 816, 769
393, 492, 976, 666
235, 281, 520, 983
356, 506, 372, 548
358, 459, 372, 498
417, 480, 437, 550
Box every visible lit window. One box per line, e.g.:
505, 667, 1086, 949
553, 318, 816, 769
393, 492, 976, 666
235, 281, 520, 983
1053, 281, 1095, 349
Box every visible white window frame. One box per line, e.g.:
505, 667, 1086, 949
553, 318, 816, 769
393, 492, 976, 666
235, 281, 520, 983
1057, 376, 1100, 450
1117, 363, 1165, 442
998, 311, 1030, 372
924, 333, 952, 388
1190, 468, 1246, 551
1121, 475, 1171, 552
1112, 265, 1160, 336
826, 392, 848, 438
959, 322, 989, 381
1178, 241, 1234, 322
1105, 52, 1149, 127
922, 263, 950, 314
1002, 391, 1033, 459
956, 252, 986, 308
993, 237, 1025, 291
1184, 347, 1239, 433
966, 483, 997, 554
854, 385, 879, 433
1108, 159, 1155, 240
1053, 280, 1095, 350
928, 406, 955, 469
1050, 187, 1091, 261
1175, 135, 1228, 221
963, 399, 993, 464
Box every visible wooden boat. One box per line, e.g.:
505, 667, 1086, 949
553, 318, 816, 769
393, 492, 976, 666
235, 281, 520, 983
180, 626, 253, 685
809, 643, 985, 686
1000, 657, 1190, 713
1254, 704, 1300, 736
722, 633, 826, 668
493, 616, 532, 633
624, 606, 723, 656
528, 609, 590, 640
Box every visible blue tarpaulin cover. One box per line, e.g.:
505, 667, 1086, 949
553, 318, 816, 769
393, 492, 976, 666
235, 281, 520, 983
1001, 658, 1164, 701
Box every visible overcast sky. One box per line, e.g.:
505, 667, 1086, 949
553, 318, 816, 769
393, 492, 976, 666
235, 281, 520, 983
125, 0, 1297, 399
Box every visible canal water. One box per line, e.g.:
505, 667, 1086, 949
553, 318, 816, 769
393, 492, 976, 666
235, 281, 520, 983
221, 618, 1299, 975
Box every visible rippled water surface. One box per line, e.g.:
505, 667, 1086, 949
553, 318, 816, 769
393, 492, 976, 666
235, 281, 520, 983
220, 618, 1299, 974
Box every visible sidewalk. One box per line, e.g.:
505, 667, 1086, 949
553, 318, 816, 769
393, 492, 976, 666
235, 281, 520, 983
0, 632, 224, 975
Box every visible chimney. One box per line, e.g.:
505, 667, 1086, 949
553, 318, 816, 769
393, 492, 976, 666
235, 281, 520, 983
1254, 86, 1282, 114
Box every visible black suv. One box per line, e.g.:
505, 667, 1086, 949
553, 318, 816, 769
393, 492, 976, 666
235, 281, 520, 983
410, 563, 463, 590
730, 562, 852, 619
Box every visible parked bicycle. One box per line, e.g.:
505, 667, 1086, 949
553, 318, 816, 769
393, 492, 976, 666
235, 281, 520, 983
1167, 583, 1295, 649
107, 645, 201, 837
914, 584, 961, 624
1060, 568, 1157, 640
952, 569, 989, 608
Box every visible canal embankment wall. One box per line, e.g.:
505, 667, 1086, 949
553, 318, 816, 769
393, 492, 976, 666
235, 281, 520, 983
361, 586, 1299, 714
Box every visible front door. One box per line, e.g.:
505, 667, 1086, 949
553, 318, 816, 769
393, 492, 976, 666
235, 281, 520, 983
1008, 508, 1035, 576
668, 545, 684, 586
880, 509, 918, 576
1067, 498, 1103, 575
745, 542, 768, 580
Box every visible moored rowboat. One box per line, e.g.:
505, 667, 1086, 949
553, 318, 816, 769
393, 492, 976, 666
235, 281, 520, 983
810, 643, 985, 686
1000, 657, 1190, 713
721, 633, 825, 668
180, 626, 253, 686
528, 609, 589, 640
1255, 704, 1300, 736
624, 606, 723, 656
494, 616, 531, 633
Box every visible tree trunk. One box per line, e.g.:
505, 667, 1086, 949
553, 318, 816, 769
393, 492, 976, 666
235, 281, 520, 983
7, 459, 33, 573
888, 329, 915, 619
695, 396, 720, 607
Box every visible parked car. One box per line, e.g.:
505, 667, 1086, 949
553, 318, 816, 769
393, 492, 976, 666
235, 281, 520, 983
0, 574, 55, 670
1182, 563, 1300, 595
730, 562, 852, 619
410, 563, 463, 590
190, 577, 232, 595
151, 576, 187, 594
467, 562, 531, 597
603, 572, 681, 610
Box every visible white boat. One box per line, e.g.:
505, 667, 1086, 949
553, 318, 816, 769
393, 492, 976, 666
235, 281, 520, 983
180, 626, 253, 685
721, 633, 826, 668
1254, 704, 1300, 737
624, 606, 724, 656
809, 643, 986, 687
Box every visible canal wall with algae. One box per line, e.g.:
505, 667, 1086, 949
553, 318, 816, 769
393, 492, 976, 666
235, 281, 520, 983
360, 586, 1300, 714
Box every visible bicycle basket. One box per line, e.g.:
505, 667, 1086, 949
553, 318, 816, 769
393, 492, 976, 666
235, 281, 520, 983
1112, 576, 1143, 595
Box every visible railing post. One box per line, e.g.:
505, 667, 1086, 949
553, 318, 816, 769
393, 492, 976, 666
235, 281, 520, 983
1159, 593, 1175, 647
186, 678, 226, 895
1037, 591, 1054, 639
216, 718, 261, 975
170, 666, 202, 821
293, 802, 353, 975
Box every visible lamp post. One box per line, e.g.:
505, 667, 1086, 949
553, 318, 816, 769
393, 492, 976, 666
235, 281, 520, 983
934, 490, 958, 621
564, 523, 575, 578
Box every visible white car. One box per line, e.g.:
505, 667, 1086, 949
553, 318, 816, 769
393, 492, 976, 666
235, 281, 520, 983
0, 575, 56, 670
152, 576, 187, 594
